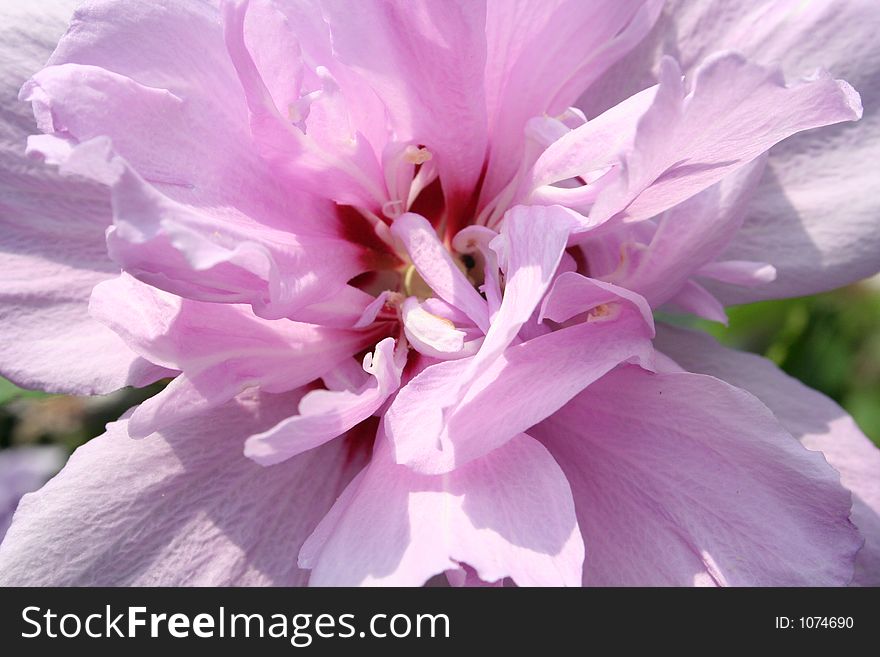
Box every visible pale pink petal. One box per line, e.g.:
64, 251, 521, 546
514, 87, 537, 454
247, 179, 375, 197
0, 1, 163, 394
401, 297, 467, 359
45, 137, 373, 320
43, 0, 319, 222
297, 286, 380, 329
90, 274, 382, 437
300, 432, 583, 587
583, 0, 880, 299
419, 297, 476, 328
387, 279, 654, 474
0, 392, 366, 585
663, 280, 728, 325
655, 324, 880, 586
601, 157, 768, 307
245, 338, 402, 466
391, 213, 489, 332
468, 204, 579, 373
526, 84, 657, 197
539, 271, 654, 329
716, 3, 880, 300
531, 366, 862, 586
321, 0, 489, 214
352, 290, 392, 329
592, 54, 861, 225
22, 0, 384, 318
223, 0, 387, 210
481, 0, 662, 203
696, 260, 777, 288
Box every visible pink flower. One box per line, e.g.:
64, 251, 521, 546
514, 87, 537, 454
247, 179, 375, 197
0, 0, 878, 586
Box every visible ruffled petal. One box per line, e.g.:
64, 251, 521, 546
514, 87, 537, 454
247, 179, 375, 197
591, 54, 861, 225
387, 275, 654, 474
320, 0, 489, 211
583, 0, 880, 300
601, 157, 768, 308
655, 324, 880, 586
532, 366, 862, 586
0, 0, 162, 394
223, 0, 388, 210
22, 0, 381, 318
90, 274, 383, 437
245, 338, 403, 466
0, 392, 366, 586
481, 0, 662, 203
300, 432, 583, 587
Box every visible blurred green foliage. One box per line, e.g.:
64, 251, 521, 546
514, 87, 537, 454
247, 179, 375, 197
0, 378, 47, 405
700, 282, 880, 446
0, 380, 163, 453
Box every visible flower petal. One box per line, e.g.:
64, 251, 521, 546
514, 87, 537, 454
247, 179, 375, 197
391, 212, 490, 332
245, 338, 403, 466
223, 0, 388, 210
401, 297, 467, 359
531, 365, 862, 586
481, 0, 662, 203
90, 274, 382, 437
39, 134, 372, 320
606, 156, 768, 307
0, 0, 163, 394
42, 0, 310, 219
387, 276, 654, 474
22, 1, 380, 318
300, 432, 583, 587
320, 0, 489, 212
655, 324, 880, 586
591, 54, 861, 225
0, 392, 367, 586
469, 204, 580, 371
584, 0, 880, 299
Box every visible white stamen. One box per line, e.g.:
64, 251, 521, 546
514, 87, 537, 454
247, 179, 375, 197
403, 145, 433, 165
